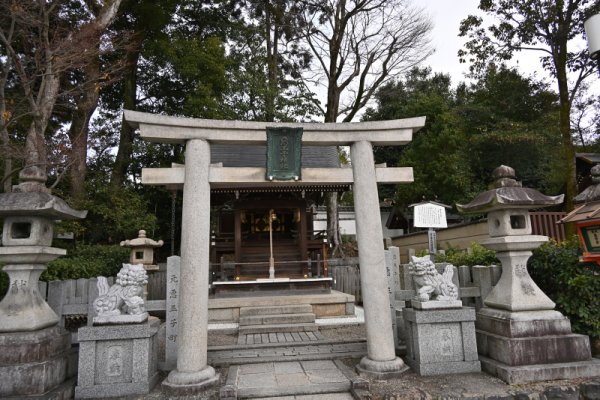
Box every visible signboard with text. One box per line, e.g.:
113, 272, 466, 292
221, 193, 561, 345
266, 127, 303, 180
413, 203, 448, 228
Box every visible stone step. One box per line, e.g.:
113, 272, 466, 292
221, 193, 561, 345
240, 304, 313, 317
239, 313, 316, 326
239, 323, 318, 334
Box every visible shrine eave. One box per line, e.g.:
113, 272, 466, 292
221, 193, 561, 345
124, 110, 425, 145
142, 166, 413, 190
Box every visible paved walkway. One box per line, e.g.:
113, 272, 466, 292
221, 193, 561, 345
225, 360, 356, 398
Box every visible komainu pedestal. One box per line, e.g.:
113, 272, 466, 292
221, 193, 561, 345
404, 307, 481, 375
75, 318, 160, 399
403, 256, 480, 375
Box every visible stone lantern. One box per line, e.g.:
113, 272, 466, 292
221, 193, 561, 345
457, 165, 599, 384
120, 230, 164, 271
0, 169, 86, 399
0, 182, 86, 331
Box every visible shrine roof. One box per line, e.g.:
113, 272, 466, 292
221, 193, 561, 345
211, 144, 339, 168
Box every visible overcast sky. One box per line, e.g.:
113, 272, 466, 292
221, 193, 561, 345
418, 0, 582, 89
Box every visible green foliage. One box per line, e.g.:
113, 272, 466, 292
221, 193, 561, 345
436, 243, 499, 267
41, 245, 129, 282
72, 185, 158, 244
528, 237, 599, 338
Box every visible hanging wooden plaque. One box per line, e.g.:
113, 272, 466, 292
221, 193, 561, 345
266, 127, 303, 181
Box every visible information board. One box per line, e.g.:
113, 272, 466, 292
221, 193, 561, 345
413, 203, 448, 228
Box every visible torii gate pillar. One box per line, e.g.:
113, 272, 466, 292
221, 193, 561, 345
162, 139, 219, 392
125, 111, 425, 391
352, 140, 408, 377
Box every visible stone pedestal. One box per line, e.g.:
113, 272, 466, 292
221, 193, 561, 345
0, 326, 75, 399
75, 318, 160, 398
403, 307, 480, 375
476, 307, 600, 383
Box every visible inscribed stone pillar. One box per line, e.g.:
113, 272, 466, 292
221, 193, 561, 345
163, 139, 218, 392
351, 140, 408, 378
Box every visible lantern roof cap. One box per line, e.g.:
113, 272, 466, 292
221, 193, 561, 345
457, 165, 564, 215
574, 164, 600, 204
120, 230, 164, 248
0, 192, 87, 219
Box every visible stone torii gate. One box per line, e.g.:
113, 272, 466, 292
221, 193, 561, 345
124, 110, 425, 392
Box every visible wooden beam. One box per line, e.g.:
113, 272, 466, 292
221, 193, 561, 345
124, 110, 424, 145
142, 166, 414, 189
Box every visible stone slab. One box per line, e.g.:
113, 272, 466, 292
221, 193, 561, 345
477, 329, 592, 366
240, 304, 313, 317
92, 312, 148, 325
239, 323, 318, 334
411, 300, 463, 310
230, 360, 352, 399
480, 355, 600, 384
240, 313, 316, 326
476, 308, 573, 338
78, 317, 160, 341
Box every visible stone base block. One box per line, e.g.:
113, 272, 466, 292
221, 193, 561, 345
92, 312, 148, 325
476, 308, 596, 384
480, 355, 600, 384
74, 318, 160, 399
406, 359, 481, 376
0, 326, 72, 398
476, 308, 574, 338
161, 369, 220, 396
411, 300, 463, 310
477, 329, 591, 366
403, 307, 480, 376
355, 356, 409, 379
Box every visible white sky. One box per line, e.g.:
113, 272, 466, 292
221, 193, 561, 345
419, 0, 592, 90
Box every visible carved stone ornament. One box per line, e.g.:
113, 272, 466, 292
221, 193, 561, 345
409, 255, 459, 303
93, 263, 149, 325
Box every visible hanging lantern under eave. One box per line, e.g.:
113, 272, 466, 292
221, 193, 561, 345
559, 200, 600, 265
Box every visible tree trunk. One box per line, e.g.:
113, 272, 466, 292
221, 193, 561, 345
1, 124, 11, 193
67, 60, 101, 200
110, 45, 141, 189
554, 40, 576, 236
326, 191, 344, 257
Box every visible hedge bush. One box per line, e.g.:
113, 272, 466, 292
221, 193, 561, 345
41, 244, 129, 281
0, 244, 130, 298
528, 236, 599, 339
436, 242, 499, 266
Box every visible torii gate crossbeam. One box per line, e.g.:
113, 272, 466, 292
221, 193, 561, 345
124, 110, 425, 393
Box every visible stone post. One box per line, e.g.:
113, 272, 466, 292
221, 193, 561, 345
351, 140, 408, 378
163, 139, 218, 392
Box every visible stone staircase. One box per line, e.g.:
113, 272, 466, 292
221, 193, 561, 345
237, 304, 318, 342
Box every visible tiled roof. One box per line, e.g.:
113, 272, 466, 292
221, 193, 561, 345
210, 144, 340, 168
